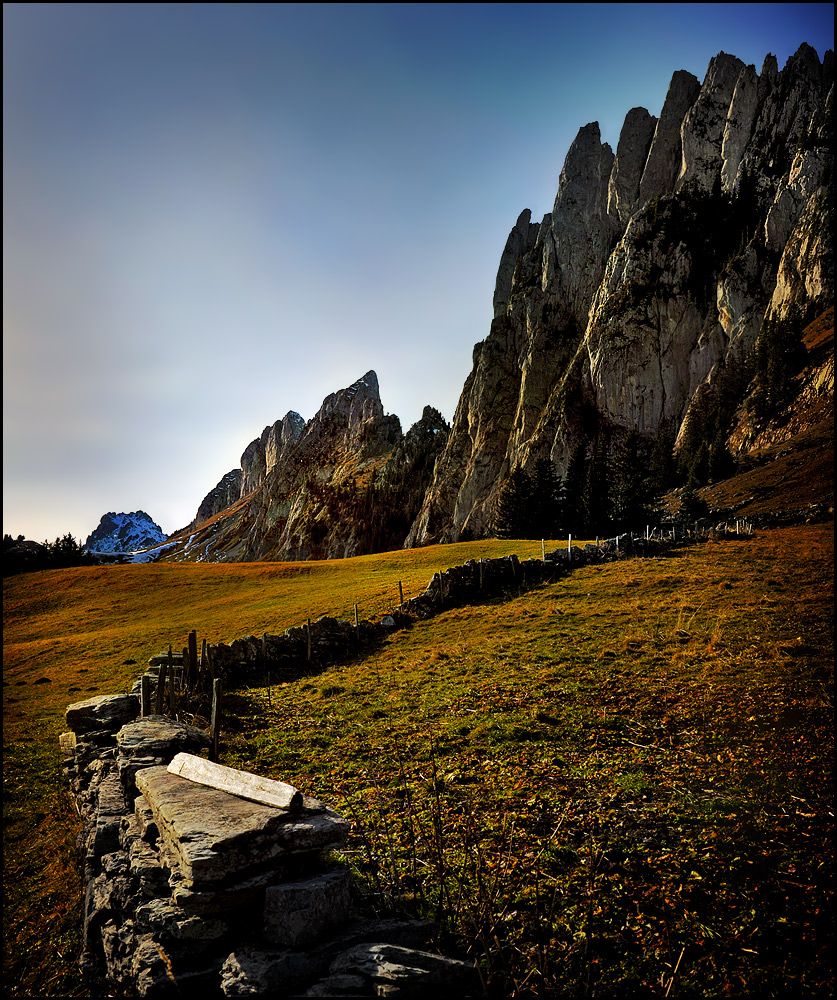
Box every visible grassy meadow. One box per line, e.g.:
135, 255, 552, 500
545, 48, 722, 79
3, 527, 833, 997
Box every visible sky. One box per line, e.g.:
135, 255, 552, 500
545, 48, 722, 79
4, 3, 833, 544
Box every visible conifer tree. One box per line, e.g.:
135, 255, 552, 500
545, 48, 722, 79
531, 457, 562, 539
495, 465, 533, 538
580, 439, 611, 535
562, 444, 587, 535
611, 431, 658, 533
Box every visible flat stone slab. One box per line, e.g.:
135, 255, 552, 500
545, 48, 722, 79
116, 717, 212, 760
135, 767, 349, 888
66, 693, 140, 734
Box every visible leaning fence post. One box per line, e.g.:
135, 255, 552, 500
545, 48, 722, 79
398, 580, 404, 609
210, 679, 222, 762
541, 539, 546, 562
140, 674, 152, 717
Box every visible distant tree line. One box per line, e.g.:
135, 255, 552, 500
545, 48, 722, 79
493, 426, 711, 540
2, 533, 98, 576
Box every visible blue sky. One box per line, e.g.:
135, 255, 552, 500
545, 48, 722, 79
4, 3, 833, 543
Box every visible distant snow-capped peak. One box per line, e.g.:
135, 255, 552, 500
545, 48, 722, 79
85, 511, 167, 554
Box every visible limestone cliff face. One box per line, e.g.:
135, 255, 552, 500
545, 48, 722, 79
165, 373, 448, 562
195, 470, 243, 527
407, 44, 833, 545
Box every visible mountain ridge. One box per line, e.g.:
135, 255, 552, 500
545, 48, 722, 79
144, 44, 833, 562
405, 43, 833, 545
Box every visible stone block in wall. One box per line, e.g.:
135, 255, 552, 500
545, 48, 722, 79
326, 942, 479, 997
219, 919, 436, 997
263, 869, 351, 949
132, 793, 159, 841
116, 716, 213, 794
66, 693, 140, 734
135, 766, 350, 890
134, 897, 231, 951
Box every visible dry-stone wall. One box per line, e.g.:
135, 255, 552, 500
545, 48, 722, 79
61, 534, 731, 995
201, 532, 694, 685
61, 694, 477, 998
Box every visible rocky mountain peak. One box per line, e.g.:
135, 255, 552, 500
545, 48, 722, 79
317, 370, 384, 430
407, 44, 833, 547
608, 107, 658, 226
638, 69, 701, 204
85, 511, 167, 554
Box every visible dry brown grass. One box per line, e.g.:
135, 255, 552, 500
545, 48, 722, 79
3, 526, 833, 997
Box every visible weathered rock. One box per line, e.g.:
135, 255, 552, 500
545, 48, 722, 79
167, 752, 305, 812
134, 767, 349, 888
219, 920, 436, 997
195, 469, 244, 527
678, 51, 745, 191
721, 63, 760, 193
66, 693, 140, 734
638, 69, 701, 204
327, 943, 478, 997
85, 511, 167, 554
116, 716, 212, 791
608, 106, 658, 226
263, 870, 352, 949
159, 371, 448, 564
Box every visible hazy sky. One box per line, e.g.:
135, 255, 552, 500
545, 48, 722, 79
4, 3, 833, 544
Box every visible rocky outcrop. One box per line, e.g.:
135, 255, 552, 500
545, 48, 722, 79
165, 373, 449, 562
86, 512, 167, 554
195, 470, 243, 527
638, 70, 701, 204
407, 44, 833, 546
241, 412, 306, 497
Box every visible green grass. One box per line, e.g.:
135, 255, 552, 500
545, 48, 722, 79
3, 527, 833, 997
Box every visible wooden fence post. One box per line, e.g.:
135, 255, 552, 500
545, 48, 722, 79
398, 580, 404, 609
140, 674, 152, 717
306, 618, 312, 661
210, 679, 222, 762
568, 534, 572, 561
200, 638, 208, 687
541, 539, 545, 562
187, 631, 198, 693
262, 633, 271, 707
479, 560, 484, 590
354, 604, 359, 640
155, 660, 168, 716
172, 651, 183, 717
